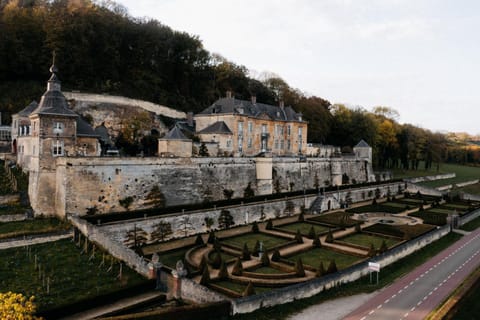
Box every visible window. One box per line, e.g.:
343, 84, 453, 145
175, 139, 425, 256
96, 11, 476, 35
287, 140, 291, 150
247, 137, 252, 148
261, 124, 267, 133
238, 122, 244, 135
287, 125, 291, 136
226, 139, 232, 148
53, 122, 64, 134
33, 145, 35, 155
280, 139, 284, 149
53, 140, 64, 156
248, 121, 253, 133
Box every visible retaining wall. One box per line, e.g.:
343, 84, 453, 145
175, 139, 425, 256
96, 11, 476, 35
406, 173, 455, 183
0, 194, 20, 205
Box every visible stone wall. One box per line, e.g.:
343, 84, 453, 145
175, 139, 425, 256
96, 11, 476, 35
0, 194, 20, 205
405, 183, 443, 197
406, 173, 455, 183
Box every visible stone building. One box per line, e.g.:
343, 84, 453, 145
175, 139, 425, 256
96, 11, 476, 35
194, 93, 307, 156
158, 125, 192, 157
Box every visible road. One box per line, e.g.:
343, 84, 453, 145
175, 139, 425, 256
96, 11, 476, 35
344, 228, 480, 320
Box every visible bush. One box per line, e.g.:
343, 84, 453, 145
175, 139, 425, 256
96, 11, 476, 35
355, 223, 361, 233
308, 226, 316, 239
379, 240, 388, 254
251, 221, 259, 233
199, 265, 210, 285
266, 219, 273, 230
199, 255, 208, 272
213, 239, 221, 252
243, 282, 255, 297
218, 260, 228, 280
298, 212, 305, 222
252, 240, 260, 257
232, 258, 243, 276
325, 229, 334, 243
271, 249, 281, 262
316, 262, 325, 277
207, 231, 216, 244
195, 234, 204, 245
295, 258, 305, 277
368, 243, 376, 257
312, 235, 321, 248
211, 251, 222, 269
326, 260, 337, 274
295, 229, 304, 244
261, 250, 270, 266
242, 243, 251, 261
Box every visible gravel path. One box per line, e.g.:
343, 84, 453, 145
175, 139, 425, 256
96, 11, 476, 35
287, 292, 377, 320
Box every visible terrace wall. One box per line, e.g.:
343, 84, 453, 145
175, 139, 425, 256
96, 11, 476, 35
458, 208, 480, 226
406, 173, 455, 183
230, 225, 450, 314
406, 183, 443, 197
0, 194, 20, 205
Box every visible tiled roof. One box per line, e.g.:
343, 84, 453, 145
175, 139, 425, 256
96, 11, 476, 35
17, 101, 38, 117
161, 125, 189, 140
76, 117, 98, 137
355, 140, 370, 148
31, 90, 77, 117
197, 97, 303, 122
197, 121, 233, 135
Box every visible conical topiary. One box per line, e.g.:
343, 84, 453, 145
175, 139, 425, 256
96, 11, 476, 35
316, 261, 325, 277
261, 249, 270, 266
243, 281, 256, 297
295, 229, 304, 244
213, 238, 221, 251
326, 260, 337, 274
252, 240, 260, 257
218, 260, 228, 280
231, 258, 243, 276
199, 255, 208, 272
271, 249, 281, 262
252, 221, 259, 233
312, 235, 321, 248
199, 264, 210, 285
211, 251, 222, 269
295, 257, 305, 277
207, 230, 216, 244
379, 240, 388, 254
368, 243, 376, 257
242, 243, 251, 261
308, 226, 316, 239
355, 223, 361, 233
325, 229, 334, 243
266, 219, 273, 230
195, 234, 204, 245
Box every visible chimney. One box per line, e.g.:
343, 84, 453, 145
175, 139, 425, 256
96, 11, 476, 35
251, 95, 257, 104
279, 100, 284, 109
187, 112, 194, 127
226, 90, 232, 98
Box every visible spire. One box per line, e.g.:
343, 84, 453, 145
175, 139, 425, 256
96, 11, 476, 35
47, 51, 61, 91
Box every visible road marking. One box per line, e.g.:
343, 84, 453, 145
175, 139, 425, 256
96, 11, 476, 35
404, 312, 409, 318
385, 298, 390, 303
369, 310, 375, 315
377, 304, 382, 309
411, 307, 416, 312
418, 300, 423, 305
392, 294, 397, 298
360, 317, 366, 320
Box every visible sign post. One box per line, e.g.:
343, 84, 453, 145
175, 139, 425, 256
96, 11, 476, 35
368, 262, 380, 285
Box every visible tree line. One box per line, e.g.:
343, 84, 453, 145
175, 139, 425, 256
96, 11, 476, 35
0, 0, 477, 168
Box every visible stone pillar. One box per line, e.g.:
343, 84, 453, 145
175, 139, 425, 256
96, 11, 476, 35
255, 157, 273, 195
171, 260, 187, 299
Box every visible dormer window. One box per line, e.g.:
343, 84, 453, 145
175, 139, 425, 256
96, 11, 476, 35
53, 122, 64, 134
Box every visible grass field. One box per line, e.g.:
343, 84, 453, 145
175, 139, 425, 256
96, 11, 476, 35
287, 247, 360, 270
277, 222, 329, 236
157, 248, 190, 269
458, 183, 480, 195
0, 218, 70, 239
0, 204, 27, 216
415, 163, 480, 188
251, 266, 286, 274
346, 203, 406, 214
392, 163, 480, 181
363, 223, 435, 239
222, 233, 289, 250
0, 239, 146, 311
339, 233, 400, 249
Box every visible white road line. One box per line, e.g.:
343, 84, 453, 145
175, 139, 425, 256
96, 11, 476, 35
369, 310, 375, 315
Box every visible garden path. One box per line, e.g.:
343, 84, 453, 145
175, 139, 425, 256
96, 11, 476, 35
0, 231, 72, 249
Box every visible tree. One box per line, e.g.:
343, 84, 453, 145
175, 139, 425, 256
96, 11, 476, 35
265, 219, 273, 230
261, 249, 270, 266
308, 226, 316, 239
0, 292, 41, 320
251, 221, 259, 233
218, 209, 234, 229
294, 258, 305, 277
150, 221, 173, 242
325, 229, 334, 243
295, 229, 304, 244
312, 235, 322, 248
316, 262, 325, 277
198, 142, 209, 156
232, 258, 243, 276
144, 185, 165, 208
179, 215, 194, 237
243, 281, 256, 297
326, 260, 338, 274
243, 182, 255, 199
271, 249, 281, 262
123, 225, 148, 248
242, 243, 251, 260
199, 264, 210, 285
218, 260, 228, 280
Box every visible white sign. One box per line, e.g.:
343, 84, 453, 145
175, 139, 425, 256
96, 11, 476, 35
369, 262, 380, 272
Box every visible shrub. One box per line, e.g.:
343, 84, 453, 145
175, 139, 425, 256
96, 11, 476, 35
266, 219, 273, 230
243, 281, 256, 297
379, 240, 388, 254
218, 260, 228, 280
252, 240, 260, 257
271, 249, 281, 262
298, 211, 305, 221
316, 262, 325, 277
207, 231, 216, 244
355, 223, 361, 233
200, 265, 210, 285
213, 238, 222, 252
242, 243, 251, 261
119, 196, 134, 210
312, 235, 321, 248
295, 229, 304, 244
295, 258, 305, 277
368, 243, 376, 257
261, 250, 270, 266
195, 234, 204, 245
251, 221, 259, 233
211, 251, 222, 269
325, 229, 334, 243
199, 255, 208, 271
326, 260, 338, 274
372, 198, 377, 205
308, 226, 316, 239
232, 258, 243, 276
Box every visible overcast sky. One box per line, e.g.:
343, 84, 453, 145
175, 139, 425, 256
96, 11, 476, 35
116, 0, 480, 135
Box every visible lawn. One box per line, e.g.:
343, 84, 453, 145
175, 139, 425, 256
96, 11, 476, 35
339, 233, 400, 249
461, 216, 480, 231
287, 247, 361, 270
156, 248, 190, 269
221, 233, 290, 251
416, 163, 480, 188
208, 249, 238, 263
251, 266, 286, 274
362, 223, 435, 239
409, 211, 447, 225
0, 218, 70, 239
308, 212, 360, 227
0, 239, 147, 312
277, 222, 329, 236
0, 204, 27, 216
458, 183, 480, 195
392, 162, 480, 182
346, 203, 405, 214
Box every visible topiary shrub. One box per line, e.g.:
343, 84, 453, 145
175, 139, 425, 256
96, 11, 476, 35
251, 221, 259, 233
243, 281, 256, 297
199, 255, 208, 272
355, 223, 361, 233
207, 231, 216, 244
211, 251, 222, 269
312, 235, 322, 248
295, 257, 305, 277
326, 260, 337, 274
325, 229, 334, 243
372, 198, 377, 205
200, 264, 210, 285
213, 238, 222, 252
266, 219, 273, 230
379, 240, 388, 254
195, 234, 204, 245
261, 250, 270, 266
308, 226, 316, 239
295, 229, 304, 244
368, 243, 376, 257
218, 260, 228, 280
232, 258, 243, 276
316, 261, 325, 277
252, 240, 260, 257
242, 243, 251, 261
271, 249, 281, 262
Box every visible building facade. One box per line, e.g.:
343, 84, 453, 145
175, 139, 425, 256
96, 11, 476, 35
194, 93, 308, 157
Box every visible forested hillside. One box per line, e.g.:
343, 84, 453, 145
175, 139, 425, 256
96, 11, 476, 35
1, 0, 478, 168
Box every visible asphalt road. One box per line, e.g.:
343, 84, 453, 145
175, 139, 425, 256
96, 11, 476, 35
344, 228, 480, 320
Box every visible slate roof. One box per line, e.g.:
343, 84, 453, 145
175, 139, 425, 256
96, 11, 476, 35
17, 101, 38, 117
197, 121, 233, 135
161, 125, 190, 140
76, 117, 98, 137
197, 97, 303, 122
355, 140, 370, 148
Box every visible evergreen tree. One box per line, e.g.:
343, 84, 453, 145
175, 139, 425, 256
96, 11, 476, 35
326, 260, 338, 274
316, 261, 325, 277
243, 281, 256, 297
232, 258, 243, 276
295, 258, 305, 277
295, 229, 304, 244
242, 243, 251, 261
